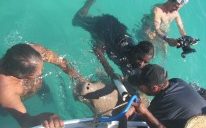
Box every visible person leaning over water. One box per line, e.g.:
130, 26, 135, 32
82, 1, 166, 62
135, 0, 189, 57
72, 0, 154, 79
126, 64, 206, 128
0, 43, 74, 128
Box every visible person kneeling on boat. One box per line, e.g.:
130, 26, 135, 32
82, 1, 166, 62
0, 43, 74, 128
126, 64, 206, 128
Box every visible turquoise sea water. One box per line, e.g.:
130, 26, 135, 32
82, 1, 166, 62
0, 0, 206, 127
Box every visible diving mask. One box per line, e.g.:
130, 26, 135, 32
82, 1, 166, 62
176, 0, 189, 5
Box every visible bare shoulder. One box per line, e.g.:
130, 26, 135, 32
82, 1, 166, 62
0, 75, 10, 90
0, 75, 21, 105
28, 43, 46, 53
153, 6, 163, 14
153, 6, 164, 19
28, 43, 52, 60
0, 77, 26, 113
0, 80, 12, 106
174, 11, 180, 18
28, 43, 55, 56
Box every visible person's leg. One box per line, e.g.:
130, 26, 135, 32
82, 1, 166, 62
77, 0, 95, 17
72, 0, 95, 29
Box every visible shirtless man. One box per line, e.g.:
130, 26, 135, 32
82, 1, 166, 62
0, 43, 73, 128
136, 0, 189, 56
154, 0, 188, 45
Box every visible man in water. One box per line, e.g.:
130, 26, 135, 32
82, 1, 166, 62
0, 43, 72, 128
135, 0, 189, 57
72, 0, 154, 78
126, 64, 206, 128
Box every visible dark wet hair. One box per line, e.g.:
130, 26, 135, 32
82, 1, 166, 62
1, 43, 42, 78
131, 41, 154, 60
128, 64, 167, 87
169, 0, 176, 2
168, 0, 179, 3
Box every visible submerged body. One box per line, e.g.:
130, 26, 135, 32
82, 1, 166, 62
72, 0, 154, 78
73, 13, 139, 76
134, 0, 187, 58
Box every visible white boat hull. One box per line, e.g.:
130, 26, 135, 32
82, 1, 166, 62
32, 118, 149, 128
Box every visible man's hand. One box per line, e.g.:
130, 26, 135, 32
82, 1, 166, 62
125, 104, 137, 119
125, 102, 166, 128
125, 101, 144, 119
42, 114, 64, 128
132, 102, 148, 115
165, 38, 180, 47
58, 58, 69, 72
35, 113, 64, 128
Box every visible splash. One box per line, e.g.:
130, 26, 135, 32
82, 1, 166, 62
3, 30, 24, 48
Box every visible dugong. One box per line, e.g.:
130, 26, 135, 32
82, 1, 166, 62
74, 80, 119, 116
65, 61, 119, 116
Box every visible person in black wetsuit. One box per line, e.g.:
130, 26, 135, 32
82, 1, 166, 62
72, 0, 154, 78
72, 1, 154, 128
126, 64, 206, 128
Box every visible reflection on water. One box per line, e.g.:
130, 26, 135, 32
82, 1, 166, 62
4, 30, 23, 46
37, 81, 53, 104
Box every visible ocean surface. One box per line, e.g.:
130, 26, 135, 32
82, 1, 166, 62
0, 0, 206, 127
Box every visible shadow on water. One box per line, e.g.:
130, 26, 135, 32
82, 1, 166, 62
36, 80, 53, 104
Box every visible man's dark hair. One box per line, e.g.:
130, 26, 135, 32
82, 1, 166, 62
1, 43, 42, 78
131, 41, 154, 60
128, 64, 167, 87
169, 0, 179, 3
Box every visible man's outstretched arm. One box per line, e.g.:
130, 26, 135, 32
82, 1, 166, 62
30, 43, 85, 82
93, 45, 118, 79
175, 12, 186, 36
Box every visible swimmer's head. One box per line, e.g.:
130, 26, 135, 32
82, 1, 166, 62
168, 0, 189, 11
131, 41, 154, 69
170, 0, 189, 5
2, 43, 43, 79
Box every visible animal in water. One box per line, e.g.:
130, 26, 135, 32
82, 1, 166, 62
74, 79, 119, 116
66, 63, 119, 116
